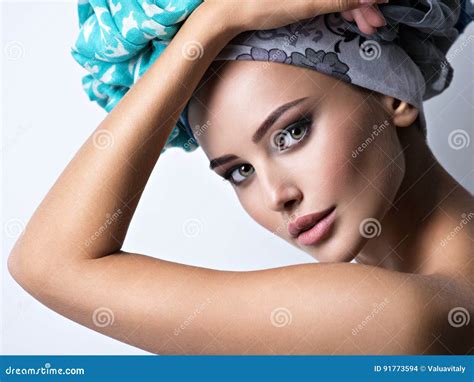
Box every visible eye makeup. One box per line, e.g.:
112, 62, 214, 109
221, 116, 314, 186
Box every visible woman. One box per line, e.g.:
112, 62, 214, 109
8, 0, 473, 355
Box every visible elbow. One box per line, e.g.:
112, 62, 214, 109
8, 249, 26, 287
7, 242, 44, 290
7, 246, 31, 288
8, 231, 27, 276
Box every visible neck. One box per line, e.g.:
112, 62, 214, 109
355, 124, 472, 275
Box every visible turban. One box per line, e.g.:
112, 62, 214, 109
71, 0, 472, 153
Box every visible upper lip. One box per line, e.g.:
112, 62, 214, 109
287, 206, 336, 238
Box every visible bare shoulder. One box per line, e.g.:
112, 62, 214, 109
415, 268, 474, 355
225, 261, 470, 355
9, 250, 472, 354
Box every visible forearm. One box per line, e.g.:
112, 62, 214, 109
9, 4, 238, 271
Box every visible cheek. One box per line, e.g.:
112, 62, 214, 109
237, 191, 280, 233
366, 125, 406, 208
339, 120, 405, 219
313, 104, 405, 218
287, 117, 359, 204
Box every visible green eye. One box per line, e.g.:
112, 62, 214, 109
290, 125, 305, 139
224, 164, 255, 185
223, 117, 313, 186
273, 118, 311, 151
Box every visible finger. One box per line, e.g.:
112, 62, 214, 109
360, 5, 386, 27
352, 8, 376, 35
313, 0, 388, 15
341, 10, 355, 22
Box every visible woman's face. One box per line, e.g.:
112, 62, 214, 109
188, 60, 406, 262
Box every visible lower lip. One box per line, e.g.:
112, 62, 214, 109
297, 207, 336, 246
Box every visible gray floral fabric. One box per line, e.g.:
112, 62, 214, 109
72, 0, 471, 152
179, 1, 472, 148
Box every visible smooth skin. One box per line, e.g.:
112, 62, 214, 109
8, 0, 473, 354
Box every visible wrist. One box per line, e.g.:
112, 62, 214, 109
191, 2, 244, 39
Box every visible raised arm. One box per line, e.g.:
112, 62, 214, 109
8, 0, 451, 355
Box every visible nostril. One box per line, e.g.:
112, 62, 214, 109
283, 199, 298, 210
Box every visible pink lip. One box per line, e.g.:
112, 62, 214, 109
287, 206, 336, 246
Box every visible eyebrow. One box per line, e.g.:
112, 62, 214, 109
209, 96, 309, 171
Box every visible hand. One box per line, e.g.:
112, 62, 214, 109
341, 4, 387, 35
203, 0, 390, 32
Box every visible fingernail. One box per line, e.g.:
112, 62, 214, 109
360, 0, 388, 4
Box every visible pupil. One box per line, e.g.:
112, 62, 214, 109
240, 164, 250, 175
291, 126, 302, 138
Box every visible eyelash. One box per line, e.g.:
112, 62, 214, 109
222, 117, 313, 186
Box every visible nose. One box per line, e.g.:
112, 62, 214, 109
259, 168, 302, 212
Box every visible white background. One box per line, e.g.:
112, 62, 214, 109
2, 1, 473, 354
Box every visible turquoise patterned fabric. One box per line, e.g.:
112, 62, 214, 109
72, 0, 471, 153
71, 0, 202, 153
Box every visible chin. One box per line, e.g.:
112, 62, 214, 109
301, 225, 365, 264
308, 249, 357, 264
